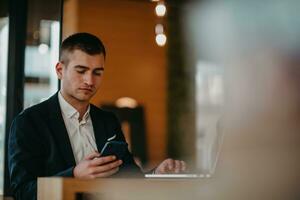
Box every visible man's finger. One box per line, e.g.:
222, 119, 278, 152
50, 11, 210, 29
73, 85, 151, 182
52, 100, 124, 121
90, 155, 117, 166
180, 160, 187, 172
93, 166, 120, 178
91, 159, 122, 174
158, 165, 166, 174
174, 160, 181, 173
166, 159, 175, 171
85, 151, 101, 160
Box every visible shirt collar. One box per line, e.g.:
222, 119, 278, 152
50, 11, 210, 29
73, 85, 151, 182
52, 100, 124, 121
58, 91, 90, 120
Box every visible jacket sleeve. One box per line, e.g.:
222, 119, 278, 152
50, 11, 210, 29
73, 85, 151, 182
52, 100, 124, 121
8, 114, 74, 200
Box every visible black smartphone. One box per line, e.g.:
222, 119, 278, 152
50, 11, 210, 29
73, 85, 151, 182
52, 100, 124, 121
100, 141, 128, 160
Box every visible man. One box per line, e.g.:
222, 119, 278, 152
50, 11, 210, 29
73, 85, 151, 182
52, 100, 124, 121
8, 33, 186, 200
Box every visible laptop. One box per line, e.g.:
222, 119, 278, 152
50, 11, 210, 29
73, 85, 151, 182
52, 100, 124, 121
144, 173, 211, 178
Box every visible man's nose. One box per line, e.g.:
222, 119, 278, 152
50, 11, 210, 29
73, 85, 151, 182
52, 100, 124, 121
84, 73, 94, 86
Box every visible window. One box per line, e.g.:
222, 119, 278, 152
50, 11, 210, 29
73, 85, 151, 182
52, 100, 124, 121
0, 16, 9, 195
24, 20, 60, 108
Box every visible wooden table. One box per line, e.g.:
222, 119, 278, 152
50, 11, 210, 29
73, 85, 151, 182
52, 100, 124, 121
38, 177, 206, 200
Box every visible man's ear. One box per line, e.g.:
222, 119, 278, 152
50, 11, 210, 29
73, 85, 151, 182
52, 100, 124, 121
55, 62, 63, 80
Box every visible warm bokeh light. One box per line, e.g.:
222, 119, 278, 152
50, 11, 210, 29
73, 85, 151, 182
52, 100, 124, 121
155, 33, 167, 46
115, 97, 138, 108
155, 24, 164, 34
38, 43, 49, 54
155, 2, 166, 17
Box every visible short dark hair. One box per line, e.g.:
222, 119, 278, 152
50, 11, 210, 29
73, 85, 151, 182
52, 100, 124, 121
60, 32, 106, 64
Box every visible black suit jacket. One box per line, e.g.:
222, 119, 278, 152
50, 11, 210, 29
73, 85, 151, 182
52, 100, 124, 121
8, 93, 141, 200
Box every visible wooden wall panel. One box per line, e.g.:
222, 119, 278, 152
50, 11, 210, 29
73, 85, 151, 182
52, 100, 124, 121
72, 0, 167, 166
63, 0, 78, 38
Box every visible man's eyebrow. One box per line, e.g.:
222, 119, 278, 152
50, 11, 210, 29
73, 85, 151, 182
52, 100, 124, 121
74, 65, 88, 69
74, 65, 104, 71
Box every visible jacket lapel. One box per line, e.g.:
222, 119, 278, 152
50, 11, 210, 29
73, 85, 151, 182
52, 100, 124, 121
90, 105, 107, 152
47, 93, 76, 166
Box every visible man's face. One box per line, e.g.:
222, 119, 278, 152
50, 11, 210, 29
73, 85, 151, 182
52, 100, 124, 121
56, 49, 105, 104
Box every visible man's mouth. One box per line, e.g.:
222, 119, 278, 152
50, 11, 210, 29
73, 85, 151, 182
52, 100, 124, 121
79, 88, 93, 92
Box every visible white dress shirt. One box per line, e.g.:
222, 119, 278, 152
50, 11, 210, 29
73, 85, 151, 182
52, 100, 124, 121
58, 92, 98, 164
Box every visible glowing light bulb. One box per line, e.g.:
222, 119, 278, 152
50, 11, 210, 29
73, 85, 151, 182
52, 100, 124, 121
38, 43, 49, 54
155, 33, 167, 46
155, 2, 166, 17
115, 97, 138, 108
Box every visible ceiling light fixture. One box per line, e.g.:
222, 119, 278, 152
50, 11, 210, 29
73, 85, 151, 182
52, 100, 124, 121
155, 2, 166, 17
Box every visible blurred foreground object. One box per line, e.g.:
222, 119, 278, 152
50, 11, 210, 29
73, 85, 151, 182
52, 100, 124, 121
185, 0, 300, 199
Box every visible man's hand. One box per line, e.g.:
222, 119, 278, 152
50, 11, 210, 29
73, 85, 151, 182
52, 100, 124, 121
154, 158, 187, 174
73, 151, 123, 179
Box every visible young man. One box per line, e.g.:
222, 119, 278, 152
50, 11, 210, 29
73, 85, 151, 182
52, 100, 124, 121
8, 33, 186, 200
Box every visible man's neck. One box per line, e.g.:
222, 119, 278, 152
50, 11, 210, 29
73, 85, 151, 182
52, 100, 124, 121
60, 91, 89, 120
75, 104, 89, 121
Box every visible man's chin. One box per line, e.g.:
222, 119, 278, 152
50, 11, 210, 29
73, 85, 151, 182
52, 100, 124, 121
75, 93, 94, 102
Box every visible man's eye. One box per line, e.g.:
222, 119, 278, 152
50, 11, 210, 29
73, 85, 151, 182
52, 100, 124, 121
94, 71, 102, 76
76, 70, 85, 74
